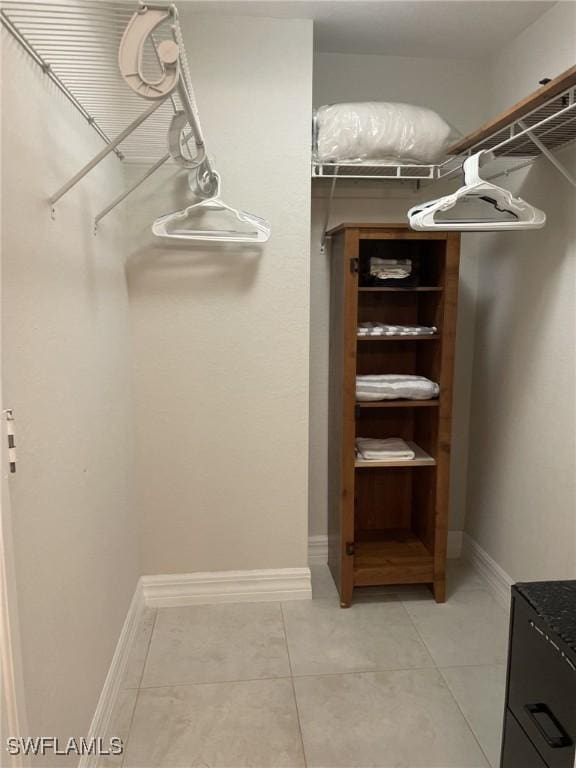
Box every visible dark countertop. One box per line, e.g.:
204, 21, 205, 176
516, 580, 576, 654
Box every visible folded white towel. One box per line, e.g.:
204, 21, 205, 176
356, 437, 416, 461
371, 271, 410, 280
370, 257, 412, 280
357, 323, 437, 337
370, 267, 410, 280
369, 258, 412, 267
356, 374, 439, 401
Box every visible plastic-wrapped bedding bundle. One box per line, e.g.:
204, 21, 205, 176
314, 102, 458, 165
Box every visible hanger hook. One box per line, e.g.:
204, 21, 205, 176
463, 151, 485, 185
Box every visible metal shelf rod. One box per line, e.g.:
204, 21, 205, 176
518, 120, 576, 188
49, 96, 169, 207
94, 153, 171, 230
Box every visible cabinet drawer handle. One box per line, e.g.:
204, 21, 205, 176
524, 703, 573, 749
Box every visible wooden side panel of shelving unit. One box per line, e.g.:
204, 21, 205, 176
328, 228, 359, 607
431, 234, 460, 602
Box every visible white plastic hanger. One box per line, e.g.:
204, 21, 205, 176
152, 173, 271, 243
408, 151, 546, 231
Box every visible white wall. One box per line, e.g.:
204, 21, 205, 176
314, 52, 489, 133
126, 15, 313, 574
309, 52, 489, 538
1, 33, 139, 762
487, 1, 576, 114
465, 3, 576, 581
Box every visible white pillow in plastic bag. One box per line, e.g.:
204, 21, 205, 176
315, 102, 458, 164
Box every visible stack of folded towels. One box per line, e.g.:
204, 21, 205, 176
357, 323, 437, 337
369, 258, 412, 281
356, 437, 416, 461
356, 374, 439, 401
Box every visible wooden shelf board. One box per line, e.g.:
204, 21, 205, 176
358, 286, 443, 293
447, 65, 576, 155
353, 529, 434, 586
357, 399, 439, 408
355, 442, 436, 469
357, 334, 440, 342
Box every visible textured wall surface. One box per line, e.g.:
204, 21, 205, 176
465, 2, 576, 580
127, 15, 313, 574
1, 32, 139, 762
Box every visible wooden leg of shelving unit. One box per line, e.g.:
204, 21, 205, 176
433, 578, 446, 603
340, 583, 353, 608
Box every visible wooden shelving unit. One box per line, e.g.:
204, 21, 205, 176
328, 224, 460, 607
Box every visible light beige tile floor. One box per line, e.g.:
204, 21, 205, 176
294, 669, 489, 768
104, 560, 509, 768
282, 598, 434, 675
441, 664, 508, 768
124, 679, 305, 768
141, 602, 291, 687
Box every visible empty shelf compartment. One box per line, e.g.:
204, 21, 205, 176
354, 529, 434, 586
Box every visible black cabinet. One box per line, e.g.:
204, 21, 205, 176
501, 582, 576, 768
502, 711, 548, 768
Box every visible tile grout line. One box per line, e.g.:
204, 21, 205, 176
120, 608, 159, 767
280, 601, 308, 768
137, 675, 293, 690
128, 663, 441, 691
119, 688, 141, 768
137, 608, 159, 688
437, 666, 496, 768
396, 599, 438, 670
401, 588, 497, 768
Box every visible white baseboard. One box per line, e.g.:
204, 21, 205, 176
462, 533, 514, 609
308, 535, 329, 565
308, 532, 463, 565
142, 567, 312, 608
447, 531, 463, 559
79, 580, 145, 768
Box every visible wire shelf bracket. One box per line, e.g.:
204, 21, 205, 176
48, 95, 169, 213
315, 162, 436, 253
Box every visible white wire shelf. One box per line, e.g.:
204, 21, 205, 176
0, 0, 186, 163
2, 1, 574, 191
438, 78, 576, 180
312, 69, 576, 185
316, 70, 576, 249
312, 162, 437, 182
